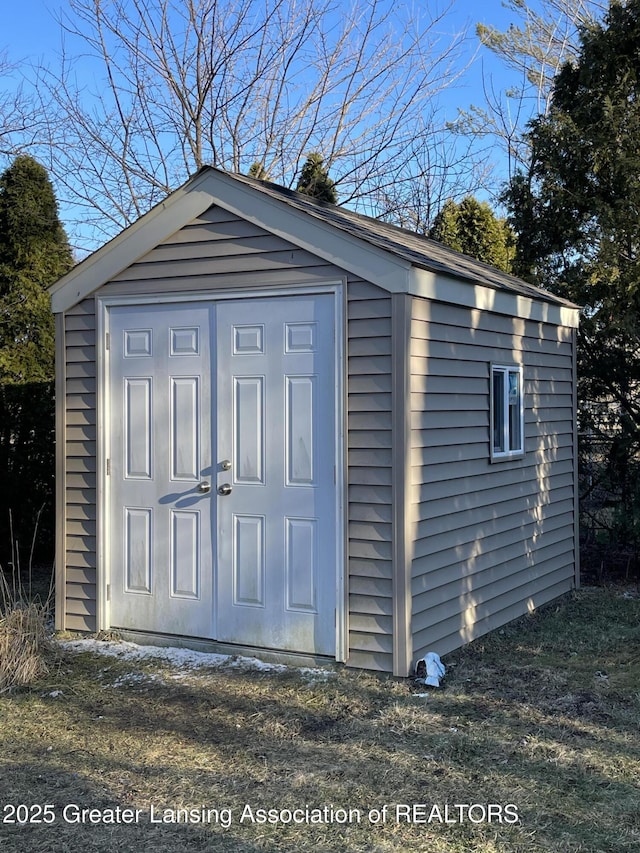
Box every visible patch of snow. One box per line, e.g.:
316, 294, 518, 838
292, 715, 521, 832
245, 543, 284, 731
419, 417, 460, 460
59, 638, 231, 669
299, 667, 337, 681
108, 672, 161, 688
225, 655, 287, 673
57, 637, 332, 678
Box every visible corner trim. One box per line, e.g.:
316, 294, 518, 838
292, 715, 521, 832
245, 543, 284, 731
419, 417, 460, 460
391, 293, 413, 676
572, 327, 581, 588
54, 313, 66, 631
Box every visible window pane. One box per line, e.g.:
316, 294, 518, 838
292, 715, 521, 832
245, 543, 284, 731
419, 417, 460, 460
492, 370, 505, 452
508, 371, 522, 451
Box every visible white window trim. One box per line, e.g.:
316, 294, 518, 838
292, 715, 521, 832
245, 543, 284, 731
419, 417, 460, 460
490, 363, 525, 461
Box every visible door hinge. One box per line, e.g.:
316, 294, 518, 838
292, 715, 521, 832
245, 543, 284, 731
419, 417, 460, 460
106, 584, 110, 602
106, 458, 111, 476
105, 332, 110, 350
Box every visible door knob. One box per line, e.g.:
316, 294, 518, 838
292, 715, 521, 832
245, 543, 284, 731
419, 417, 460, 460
218, 483, 232, 496
221, 459, 232, 471
197, 481, 211, 493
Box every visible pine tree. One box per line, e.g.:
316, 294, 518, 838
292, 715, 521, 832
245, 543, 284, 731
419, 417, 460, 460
248, 161, 267, 180
429, 196, 514, 273
0, 155, 73, 383
504, 0, 640, 558
295, 153, 338, 204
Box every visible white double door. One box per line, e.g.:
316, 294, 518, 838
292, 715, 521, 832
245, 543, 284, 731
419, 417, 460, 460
107, 294, 337, 655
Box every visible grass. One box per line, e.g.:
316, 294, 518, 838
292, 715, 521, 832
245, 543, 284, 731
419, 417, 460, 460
1, 586, 639, 852
0, 571, 52, 693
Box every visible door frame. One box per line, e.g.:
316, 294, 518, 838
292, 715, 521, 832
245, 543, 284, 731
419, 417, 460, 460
96, 282, 347, 661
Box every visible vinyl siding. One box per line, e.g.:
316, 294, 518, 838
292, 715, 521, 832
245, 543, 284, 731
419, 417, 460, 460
409, 298, 576, 662
346, 282, 394, 672
61, 206, 394, 671
63, 299, 97, 631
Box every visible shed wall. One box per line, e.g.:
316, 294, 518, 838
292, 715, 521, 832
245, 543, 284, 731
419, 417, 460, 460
59, 206, 394, 669
62, 299, 98, 629
409, 298, 576, 661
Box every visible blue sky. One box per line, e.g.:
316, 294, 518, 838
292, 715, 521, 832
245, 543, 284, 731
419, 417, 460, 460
2, 0, 520, 248
4, 0, 516, 113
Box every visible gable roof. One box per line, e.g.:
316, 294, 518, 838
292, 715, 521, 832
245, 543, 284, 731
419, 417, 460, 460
227, 169, 570, 306
50, 165, 579, 326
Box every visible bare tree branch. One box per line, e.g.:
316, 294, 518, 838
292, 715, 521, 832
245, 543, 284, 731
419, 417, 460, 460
31, 0, 478, 251
454, 0, 607, 184
0, 51, 39, 163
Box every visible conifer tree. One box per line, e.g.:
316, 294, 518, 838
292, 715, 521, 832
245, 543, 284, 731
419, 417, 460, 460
429, 196, 514, 273
295, 153, 338, 204
248, 161, 267, 180
0, 156, 73, 564
0, 155, 73, 383
504, 0, 640, 556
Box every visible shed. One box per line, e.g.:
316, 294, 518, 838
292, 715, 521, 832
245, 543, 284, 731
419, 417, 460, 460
51, 166, 580, 676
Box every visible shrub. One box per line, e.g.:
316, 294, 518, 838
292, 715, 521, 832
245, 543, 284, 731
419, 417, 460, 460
0, 381, 55, 567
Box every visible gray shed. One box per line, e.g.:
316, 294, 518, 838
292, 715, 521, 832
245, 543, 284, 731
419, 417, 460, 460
51, 166, 580, 676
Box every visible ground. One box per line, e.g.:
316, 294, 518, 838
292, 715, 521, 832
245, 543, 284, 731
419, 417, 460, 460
1, 586, 639, 852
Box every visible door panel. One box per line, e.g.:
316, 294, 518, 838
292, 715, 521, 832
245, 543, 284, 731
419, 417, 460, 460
216, 295, 336, 655
233, 514, 266, 606
171, 377, 200, 480
285, 517, 318, 611
234, 377, 265, 483
124, 507, 152, 593
108, 303, 214, 637
124, 378, 152, 478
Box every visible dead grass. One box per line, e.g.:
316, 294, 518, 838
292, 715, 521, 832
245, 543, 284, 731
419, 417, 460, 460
0, 587, 639, 852
0, 572, 52, 692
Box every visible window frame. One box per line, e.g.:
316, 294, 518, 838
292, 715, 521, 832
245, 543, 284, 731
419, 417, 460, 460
490, 363, 525, 461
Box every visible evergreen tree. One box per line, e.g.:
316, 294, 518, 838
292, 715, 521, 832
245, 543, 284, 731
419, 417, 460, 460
504, 0, 640, 556
248, 161, 267, 180
0, 155, 73, 383
429, 196, 514, 273
295, 153, 338, 204
0, 156, 73, 564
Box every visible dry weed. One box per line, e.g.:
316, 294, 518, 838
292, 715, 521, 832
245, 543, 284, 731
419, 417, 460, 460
0, 573, 51, 692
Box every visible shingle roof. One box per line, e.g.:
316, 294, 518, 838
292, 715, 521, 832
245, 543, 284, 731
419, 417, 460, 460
50, 164, 579, 316
223, 168, 576, 309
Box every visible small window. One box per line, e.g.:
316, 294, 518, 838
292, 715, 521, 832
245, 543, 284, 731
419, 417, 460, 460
491, 364, 524, 459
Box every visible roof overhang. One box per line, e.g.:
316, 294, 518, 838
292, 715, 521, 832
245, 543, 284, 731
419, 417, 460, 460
50, 166, 580, 328
409, 267, 580, 328
51, 171, 219, 313
50, 167, 410, 314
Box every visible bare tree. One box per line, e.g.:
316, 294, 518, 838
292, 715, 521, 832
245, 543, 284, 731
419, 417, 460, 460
369, 120, 495, 235
454, 0, 606, 183
32, 0, 479, 250
0, 51, 38, 162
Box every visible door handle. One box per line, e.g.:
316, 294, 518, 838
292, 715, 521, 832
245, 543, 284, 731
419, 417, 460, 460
217, 483, 232, 496
197, 481, 211, 493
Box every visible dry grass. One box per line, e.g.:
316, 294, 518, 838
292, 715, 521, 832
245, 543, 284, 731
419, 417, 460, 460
0, 573, 52, 692
0, 587, 639, 852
